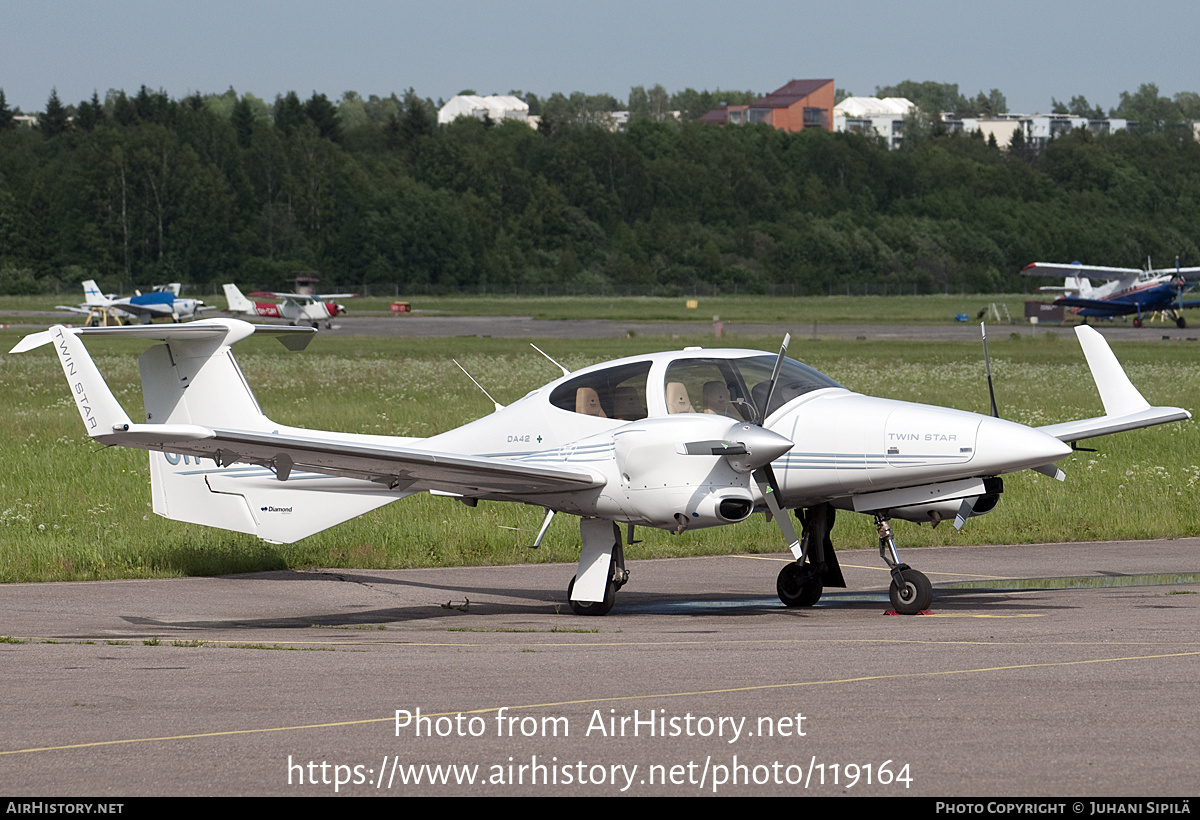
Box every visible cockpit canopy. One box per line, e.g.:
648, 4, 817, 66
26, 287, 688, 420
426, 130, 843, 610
549, 354, 841, 422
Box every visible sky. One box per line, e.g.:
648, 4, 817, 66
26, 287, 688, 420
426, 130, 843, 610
3, 0, 1198, 116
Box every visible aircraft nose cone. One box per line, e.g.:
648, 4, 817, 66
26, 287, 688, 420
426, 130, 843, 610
726, 422, 794, 470
974, 416, 1072, 473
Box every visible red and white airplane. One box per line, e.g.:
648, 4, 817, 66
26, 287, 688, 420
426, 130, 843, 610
223, 283, 356, 328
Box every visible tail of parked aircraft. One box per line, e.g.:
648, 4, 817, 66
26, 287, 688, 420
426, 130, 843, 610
12, 320, 410, 543
1065, 276, 1092, 298
223, 283, 254, 313
82, 280, 108, 306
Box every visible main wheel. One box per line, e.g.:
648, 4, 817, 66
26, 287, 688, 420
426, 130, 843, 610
889, 568, 932, 614
1133, 317, 1144, 328
777, 562, 823, 607
1176, 316, 1187, 329
567, 575, 615, 616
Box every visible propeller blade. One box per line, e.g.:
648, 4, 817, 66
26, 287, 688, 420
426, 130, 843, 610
953, 496, 977, 530
981, 322, 999, 419
1031, 463, 1066, 481
757, 333, 791, 424
752, 465, 802, 559
1176, 256, 1186, 312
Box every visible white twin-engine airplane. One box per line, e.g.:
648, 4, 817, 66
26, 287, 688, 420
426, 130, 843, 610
13, 320, 1189, 616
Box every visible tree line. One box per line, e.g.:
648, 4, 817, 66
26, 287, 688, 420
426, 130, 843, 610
1, 82, 1198, 297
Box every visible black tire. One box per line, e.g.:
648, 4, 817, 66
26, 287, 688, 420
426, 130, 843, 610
889, 568, 933, 614
1176, 317, 1187, 329
567, 575, 615, 616
1133, 317, 1144, 328
777, 562, 823, 607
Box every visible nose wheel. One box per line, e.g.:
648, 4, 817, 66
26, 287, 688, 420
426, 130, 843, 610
876, 514, 933, 614
888, 567, 932, 614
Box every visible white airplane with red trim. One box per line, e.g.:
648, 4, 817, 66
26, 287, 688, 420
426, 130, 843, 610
13, 320, 1189, 616
223, 283, 355, 328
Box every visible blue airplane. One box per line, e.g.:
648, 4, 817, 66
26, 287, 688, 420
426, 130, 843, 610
1023, 258, 1200, 328
57, 280, 208, 325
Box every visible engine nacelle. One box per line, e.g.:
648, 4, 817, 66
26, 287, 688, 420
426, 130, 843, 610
837, 476, 1003, 526
601, 416, 758, 530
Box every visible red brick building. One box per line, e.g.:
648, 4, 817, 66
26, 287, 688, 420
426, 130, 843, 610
700, 79, 835, 133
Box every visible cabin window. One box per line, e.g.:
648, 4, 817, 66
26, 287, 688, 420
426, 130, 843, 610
663, 356, 840, 419
548, 361, 652, 420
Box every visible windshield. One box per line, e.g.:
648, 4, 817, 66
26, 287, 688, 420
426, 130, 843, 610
663, 355, 841, 420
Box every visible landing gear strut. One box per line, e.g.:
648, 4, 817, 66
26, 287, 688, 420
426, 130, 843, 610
775, 504, 846, 608
875, 514, 933, 614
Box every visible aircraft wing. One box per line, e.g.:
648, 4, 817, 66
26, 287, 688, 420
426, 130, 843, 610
1021, 262, 1143, 280
1037, 325, 1191, 443
1054, 297, 1200, 314
14, 321, 603, 502
93, 425, 605, 499
249, 291, 357, 300
54, 305, 92, 315
1024, 262, 1200, 280
1053, 297, 1138, 314
108, 302, 162, 321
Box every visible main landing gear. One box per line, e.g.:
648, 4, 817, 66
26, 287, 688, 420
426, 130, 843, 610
773, 506, 933, 614
775, 504, 846, 608
567, 521, 629, 616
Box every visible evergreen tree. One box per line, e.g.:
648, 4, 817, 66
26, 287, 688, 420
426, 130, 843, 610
75, 91, 105, 131
0, 89, 14, 130
40, 88, 70, 137
231, 96, 255, 147
304, 92, 341, 141
273, 91, 305, 135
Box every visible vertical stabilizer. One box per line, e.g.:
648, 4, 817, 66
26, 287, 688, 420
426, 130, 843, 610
82, 280, 108, 306
47, 326, 133, 437
1074, 325, 1151, 417
223, 283, 253, 313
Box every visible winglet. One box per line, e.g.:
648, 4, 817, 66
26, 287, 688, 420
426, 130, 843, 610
1074, 325, 1150, 417
42, 325, 133, 437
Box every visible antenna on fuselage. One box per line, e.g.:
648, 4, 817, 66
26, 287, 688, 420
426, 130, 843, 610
452, 360, 504, 411
530, 343, 570, 377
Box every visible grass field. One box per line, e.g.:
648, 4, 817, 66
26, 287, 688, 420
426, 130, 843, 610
1, 325, 1196, 583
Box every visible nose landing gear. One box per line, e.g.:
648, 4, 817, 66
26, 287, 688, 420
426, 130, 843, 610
876, 514, 933, 614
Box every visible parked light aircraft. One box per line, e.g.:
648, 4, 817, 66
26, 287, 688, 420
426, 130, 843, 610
223, 283, 355, 328
57, 280, 208, 325
1023, 259, 1200, 327
13, 320, 1189, 615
